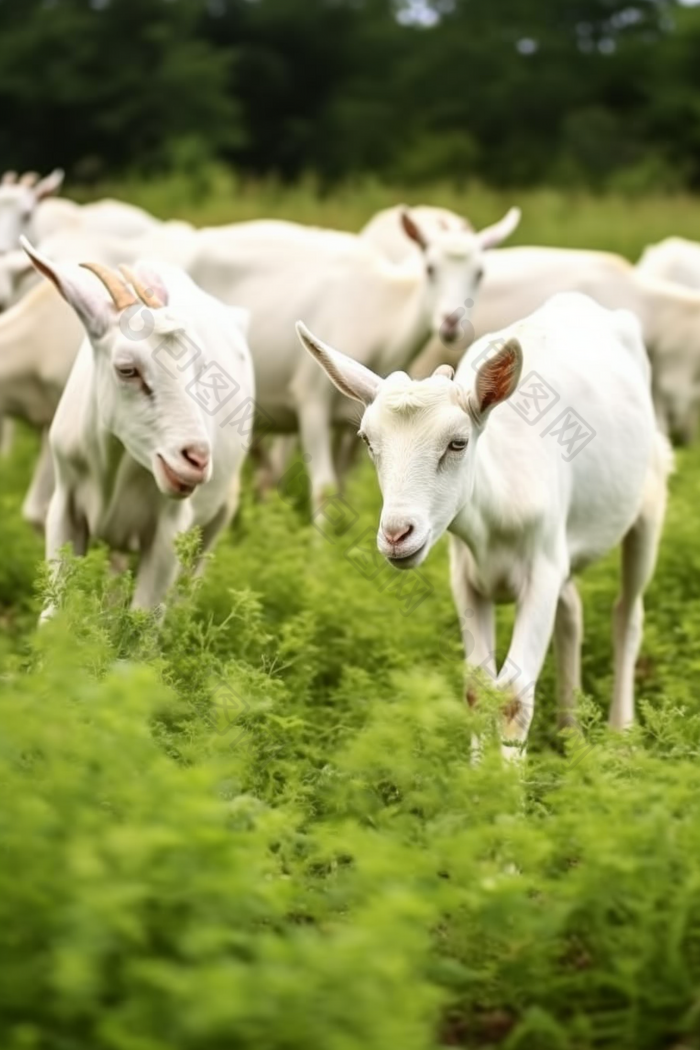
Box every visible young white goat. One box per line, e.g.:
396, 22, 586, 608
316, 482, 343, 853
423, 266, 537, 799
22, 240, 254, 618
296, 292, 670, 754
362, 204, 521, 386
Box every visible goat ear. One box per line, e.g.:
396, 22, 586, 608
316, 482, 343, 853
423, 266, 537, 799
476, 206, 521, 251
295, 322, 382, 406
400, 207, 429, 252
20, 236, 111, 339
468, 338, 523, 424
34, 169, 64, 201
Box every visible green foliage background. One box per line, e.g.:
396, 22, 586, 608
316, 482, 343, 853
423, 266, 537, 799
3, 182, 700, 1048
4, 0, 700, 191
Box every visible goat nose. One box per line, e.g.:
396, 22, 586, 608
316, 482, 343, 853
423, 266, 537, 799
181, 443, 210, 472
382, 522, 414, 546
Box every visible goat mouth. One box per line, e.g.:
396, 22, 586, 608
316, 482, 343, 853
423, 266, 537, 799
156, 455, 198, 498
386, 540, 429, 570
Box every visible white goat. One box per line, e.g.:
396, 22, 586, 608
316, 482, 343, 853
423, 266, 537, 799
22, 240, 254, 617
360, 204, 521, 301
637, 236, 700, 290
185, 210, 519, 507
296, 292, 670, 754
361, 204, 520, 381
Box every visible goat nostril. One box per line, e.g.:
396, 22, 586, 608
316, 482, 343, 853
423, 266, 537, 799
182, 446, 209, 471
385, 523, 413, 545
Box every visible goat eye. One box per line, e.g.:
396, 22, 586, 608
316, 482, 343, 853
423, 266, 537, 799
359, 431, 374, 453
116, 364, 138, 380
448, 438, 468, 453
115, 364, 151, 396
426, 263, 436, 280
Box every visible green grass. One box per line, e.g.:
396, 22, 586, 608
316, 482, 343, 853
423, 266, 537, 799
3, 182, 700, 1049
84, 167, 700, 258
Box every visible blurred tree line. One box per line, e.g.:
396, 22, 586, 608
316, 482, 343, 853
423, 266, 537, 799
0, 0, 698, 190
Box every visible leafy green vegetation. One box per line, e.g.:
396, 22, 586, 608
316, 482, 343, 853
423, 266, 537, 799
2, 185, 700, 1048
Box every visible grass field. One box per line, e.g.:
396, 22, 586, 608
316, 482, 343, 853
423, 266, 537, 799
2, 182, 700, 1050
82, 168, 700, 256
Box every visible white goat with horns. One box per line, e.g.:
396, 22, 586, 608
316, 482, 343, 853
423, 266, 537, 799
296, 292, 670, 756
21, 238, 255, 620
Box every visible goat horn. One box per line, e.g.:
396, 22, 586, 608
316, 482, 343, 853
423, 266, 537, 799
432, 364, 455, 379
80, 262, 137, 311
2, 171, 18, 185
19, 171, 40, 187
119, 264, 163, 309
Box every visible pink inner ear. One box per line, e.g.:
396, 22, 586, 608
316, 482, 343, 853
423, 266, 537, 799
400, 211, 427, 250
479, 346, 520, 413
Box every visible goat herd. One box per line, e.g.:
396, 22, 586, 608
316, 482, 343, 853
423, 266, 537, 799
2, 168, 699, 755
